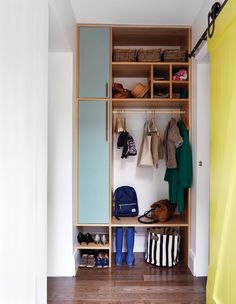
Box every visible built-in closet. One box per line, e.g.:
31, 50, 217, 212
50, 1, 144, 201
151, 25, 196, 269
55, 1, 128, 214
76, 26, 191, 268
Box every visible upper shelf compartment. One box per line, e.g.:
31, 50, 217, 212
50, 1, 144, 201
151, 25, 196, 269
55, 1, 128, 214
111, 27, 191, 107
112, 27, 190, 68
112, 62, 151, 78
112, 27, 190, 50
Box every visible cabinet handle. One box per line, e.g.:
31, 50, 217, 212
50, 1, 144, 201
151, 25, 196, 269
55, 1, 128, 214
106, 101, 108, 141
106, 82, 108, 97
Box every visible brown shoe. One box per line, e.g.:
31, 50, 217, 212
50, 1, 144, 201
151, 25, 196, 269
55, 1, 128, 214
87, 254, 95, 268
79, 254, 88, 268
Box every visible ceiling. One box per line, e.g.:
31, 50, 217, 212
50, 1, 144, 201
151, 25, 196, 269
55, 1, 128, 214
70, 0, 206, 25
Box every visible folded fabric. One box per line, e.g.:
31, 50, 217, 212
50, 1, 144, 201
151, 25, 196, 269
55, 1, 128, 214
117, 131, 137, 159
127, 134, 137, 156
172, 69, 188, 81
117, 131, 129, 158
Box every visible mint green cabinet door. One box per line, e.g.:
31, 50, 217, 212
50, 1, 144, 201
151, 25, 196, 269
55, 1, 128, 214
78, 101, 109, 224
79, 27, 110, 98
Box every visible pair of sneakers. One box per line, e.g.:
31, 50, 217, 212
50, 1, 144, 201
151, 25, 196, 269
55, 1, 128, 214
95, 252, 109, 268
79, 253, 95, 268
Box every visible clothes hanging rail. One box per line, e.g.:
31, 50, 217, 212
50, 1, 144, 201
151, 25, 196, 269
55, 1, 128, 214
189, 0, 229, 58
112, 109, 185, 114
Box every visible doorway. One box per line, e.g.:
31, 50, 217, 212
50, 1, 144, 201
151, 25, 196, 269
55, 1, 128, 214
190, 43, 210, 277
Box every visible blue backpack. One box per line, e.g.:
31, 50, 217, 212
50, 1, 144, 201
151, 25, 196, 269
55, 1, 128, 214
113, 186, 139, 219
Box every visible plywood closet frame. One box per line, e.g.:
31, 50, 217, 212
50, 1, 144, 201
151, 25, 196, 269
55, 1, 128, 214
75, 25, 192, 268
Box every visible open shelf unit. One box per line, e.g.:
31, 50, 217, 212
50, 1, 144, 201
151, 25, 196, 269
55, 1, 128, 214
76, 25, 192, 269
110, 26, 191, 267
112, 62, 190, 107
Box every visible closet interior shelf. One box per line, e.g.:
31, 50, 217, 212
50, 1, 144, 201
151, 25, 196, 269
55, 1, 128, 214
112, 109, 185, 114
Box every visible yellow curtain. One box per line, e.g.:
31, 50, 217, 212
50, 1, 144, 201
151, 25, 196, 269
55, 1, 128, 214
207, 0, 236, 303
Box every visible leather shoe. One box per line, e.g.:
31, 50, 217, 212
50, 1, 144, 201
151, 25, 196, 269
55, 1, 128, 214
85, 233, 94, 245
77, 232, 86, 245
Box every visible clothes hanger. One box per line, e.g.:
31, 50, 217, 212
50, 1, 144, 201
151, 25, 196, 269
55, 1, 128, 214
144, 111, 150, 134
153, 110, 161, 136
148, 110, 158, 133
123, 110, 126, 132
115, 110, 124, 134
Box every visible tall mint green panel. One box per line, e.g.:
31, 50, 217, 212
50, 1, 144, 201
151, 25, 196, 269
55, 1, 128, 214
78, 101, 109, 224
79, 28, 110, 98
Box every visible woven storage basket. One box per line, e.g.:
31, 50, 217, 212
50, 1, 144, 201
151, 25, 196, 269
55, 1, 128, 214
113, 49, 137, 62
163, 49, 188, 62
138, 49, 161, 62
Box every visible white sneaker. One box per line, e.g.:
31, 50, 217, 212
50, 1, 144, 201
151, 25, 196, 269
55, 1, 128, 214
101, 234, 108, 245
94, 234, 100, 244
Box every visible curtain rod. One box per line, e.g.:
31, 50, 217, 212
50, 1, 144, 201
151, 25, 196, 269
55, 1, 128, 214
112, 109, 185, 114
189, 0, 229, 58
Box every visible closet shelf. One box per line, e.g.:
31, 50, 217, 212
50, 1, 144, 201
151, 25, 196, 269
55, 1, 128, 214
153, 80, 170, 84
112, 62, 189, 66
112, 109, 185, 114
172, 81, 189, 84
112, 98, 189, 109
112, 62, 189, 78
76, 242, 110, 250
112, 63, 150, 78
111, 215, 188, 227
75, 223, 110, 227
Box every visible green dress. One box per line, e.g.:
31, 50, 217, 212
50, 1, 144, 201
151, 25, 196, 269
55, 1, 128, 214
164, 120, 192, 213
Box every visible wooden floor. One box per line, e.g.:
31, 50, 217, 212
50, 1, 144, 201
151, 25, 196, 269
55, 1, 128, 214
48, 254, 206, 304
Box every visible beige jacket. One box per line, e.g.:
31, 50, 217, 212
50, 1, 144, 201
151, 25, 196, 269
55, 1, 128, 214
151, 132, 164, 168
148, 118, 164, 168
163, 118, 183, 168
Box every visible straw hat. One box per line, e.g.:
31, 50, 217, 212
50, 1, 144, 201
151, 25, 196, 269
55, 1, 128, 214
131, 83, 150, 98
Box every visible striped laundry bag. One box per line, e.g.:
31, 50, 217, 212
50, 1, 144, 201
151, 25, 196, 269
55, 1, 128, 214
145, 227, 180, 267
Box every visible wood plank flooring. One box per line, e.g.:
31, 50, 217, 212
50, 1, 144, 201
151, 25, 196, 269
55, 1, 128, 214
47, 254, 206, 304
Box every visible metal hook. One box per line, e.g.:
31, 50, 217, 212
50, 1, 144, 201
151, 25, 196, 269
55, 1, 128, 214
208, 2, 221, 38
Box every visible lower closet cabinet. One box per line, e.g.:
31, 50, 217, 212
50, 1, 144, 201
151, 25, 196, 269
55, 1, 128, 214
78, 100, 109, 224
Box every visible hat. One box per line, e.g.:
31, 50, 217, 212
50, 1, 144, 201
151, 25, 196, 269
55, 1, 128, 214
131, 83, 150, 98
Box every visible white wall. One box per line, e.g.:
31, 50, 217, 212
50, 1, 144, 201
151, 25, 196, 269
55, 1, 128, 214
49, 0, 76, 52
71, 0, 205, 25
47, 53, 75, 276
0, 1, 48, 303
48, 0, 77, 277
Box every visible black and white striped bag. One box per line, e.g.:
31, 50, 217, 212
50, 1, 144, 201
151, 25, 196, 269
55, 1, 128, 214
145, 228, 180, 267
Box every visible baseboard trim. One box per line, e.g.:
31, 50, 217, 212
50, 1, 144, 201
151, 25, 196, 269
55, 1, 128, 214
189, 249, 195, 276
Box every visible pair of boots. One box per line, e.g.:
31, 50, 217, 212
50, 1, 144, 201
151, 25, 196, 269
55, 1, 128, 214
116, 227, 135, 266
